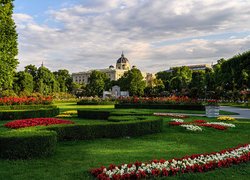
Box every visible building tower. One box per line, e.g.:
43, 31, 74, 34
116, 52, 130, 70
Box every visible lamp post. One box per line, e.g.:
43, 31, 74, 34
204, 85, 207, 100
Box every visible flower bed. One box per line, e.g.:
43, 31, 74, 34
4, 118, 74, 129
56, 110, 77, 118
118, 96, 201, 105
90, 144, 250, 180
218, 116, 236, 121
153, 113, 189, 118
0, 96, 53, 106
169, 119, 235, 131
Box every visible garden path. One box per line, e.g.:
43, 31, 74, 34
219, 106, 250, 119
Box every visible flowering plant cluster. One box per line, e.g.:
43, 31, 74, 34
180, 124, 203, 132
90, 144, 250, 180
153, 113, 189, 118
119, 96, 202, 105
4, 118, 74, 129
169, 119, 235, 131
170, 119, 184, 123
0, 96, 53, 106
56, 110, 77, 118
205, 99, 219, 106
217, 116, 236, 121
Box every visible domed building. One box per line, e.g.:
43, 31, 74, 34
116, 52, 130, 70
72, 53, 154, 85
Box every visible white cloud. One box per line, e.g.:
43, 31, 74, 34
15, 0, 250, 73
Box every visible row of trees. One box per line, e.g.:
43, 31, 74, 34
156, 51, 250, 101
1, 1, 249, 100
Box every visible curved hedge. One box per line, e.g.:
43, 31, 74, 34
45, 119, 163, 141
0, 130, 57, 159
0, 107, 60, 120
115, 104, 205, 110
0, 105, 57, 110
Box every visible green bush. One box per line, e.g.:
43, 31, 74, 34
115, 104, 205, 110
77, 97, 116, 105
108, 116, 148, 122
77, 110, 110, 120
45, 119, 163, 140
0, 105, 57, 110
0, 107, 60, 120
0, 130, 57, 159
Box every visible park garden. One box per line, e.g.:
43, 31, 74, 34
0, 96, 249, 179
0, 1, 250, 179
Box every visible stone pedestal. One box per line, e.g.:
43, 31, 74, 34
205, 106, 220, 117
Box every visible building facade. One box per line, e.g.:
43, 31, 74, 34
72, 53, 155, 85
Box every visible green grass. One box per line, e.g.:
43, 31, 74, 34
0, 103, 249, 179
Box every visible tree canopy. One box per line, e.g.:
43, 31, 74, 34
0, 0, 18, 91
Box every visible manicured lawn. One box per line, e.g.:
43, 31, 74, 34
0, 104, 249, 179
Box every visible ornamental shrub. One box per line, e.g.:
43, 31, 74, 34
77, 97, 116, 105
115, 104, 205, 110
77, 110, 110, 120
0, 130, 57, 159
45, 119, 163, 141
0, 107, 60, 120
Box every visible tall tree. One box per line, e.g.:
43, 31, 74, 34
13, 71, 34, 94
118, 68, 146, 96
53, 69, 73, 92
86, 70, 110, 96
0, 0, 18, 91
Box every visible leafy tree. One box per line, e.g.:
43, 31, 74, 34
0, 0, 18, 91
118, 68, 146, 96
36, 66, 60, 94
13, 71, 34, 95
24, 64, 38, 78
156, 71, 172, 91
86, 70, 110, 96
189, 71, 206, 98
53, 69, 73, 92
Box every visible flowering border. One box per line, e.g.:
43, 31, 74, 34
90, 144, 250, 180
169, 119, 235, 131
4, 118, 74, 129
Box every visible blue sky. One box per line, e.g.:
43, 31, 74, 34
13, 0, 250, 73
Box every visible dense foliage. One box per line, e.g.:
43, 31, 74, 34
0, 0, 18, 90
0, 130, 57, 159
156, 51, 250, 101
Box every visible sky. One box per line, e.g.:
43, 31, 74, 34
13, 0, 250, 73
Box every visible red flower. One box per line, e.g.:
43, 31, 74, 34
4, 118, 74, 129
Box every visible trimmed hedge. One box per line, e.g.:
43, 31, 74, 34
108, 116, 148, 122
0, 108, 60, 120
115, 104, 205, 110
45, 119, 163, 140
0, 130, 57, 159
0, 105, 57, 110
78, 110, 110, 120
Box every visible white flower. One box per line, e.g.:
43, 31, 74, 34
206, 122, 235, 127
180, 124, 203, 131
171, 119, 184, 122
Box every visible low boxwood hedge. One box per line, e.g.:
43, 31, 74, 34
0, 130, 57, 159
0, 107, 60, 120
115, 104, 205, 110
77, 110, 111, 120
0, 105, 57, 110
108, 116, 148, 122
45, 119, 163, 140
